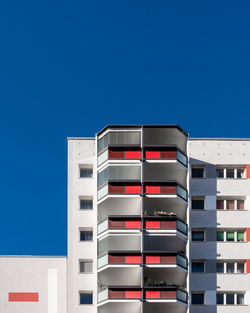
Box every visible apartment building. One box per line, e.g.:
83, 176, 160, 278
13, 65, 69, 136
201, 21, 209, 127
1, 124, 250, 313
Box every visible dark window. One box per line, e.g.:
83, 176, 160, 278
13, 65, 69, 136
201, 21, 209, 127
80, 168, 93, 178
237, 169, 244, 179
237, 294, 244, 304
192, 231, 204, 242
226, 294, 234, 305
217, 294, 224, 304
226, 169, 234, 178
216, 263, 224, 273
192, 293, 204, 305
80, 261, 93, 273
80, 231, 93, 241
237, 263, 245, 273
192, 262, 204, 273
226, 232, 234, 242
192, 199, 204, 210
192, 168, 204, 178
216, 169, 224, 178
237, 200, 244, 210
80, 293, 93, 304
226, 263, 234, 273
216, 200, 224, 210
80, 200, 93, 210
226, 200, 234, 210
216, 231, 224, 241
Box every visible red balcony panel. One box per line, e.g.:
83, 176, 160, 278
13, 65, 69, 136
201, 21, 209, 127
160, 221, 176, 229
109, 220, 125, 229
109, 255, 125, 264
125, 185, 141, 194
161, 256, 176, 264
246, 228, 250, 242
125, 290, 141, 299
109, 149, 125, 159
9, 292, 39, 302
145, 185, 160, 194
246, 165, 250, 178
145, 151, 160, 159
125, 150, 141, 159
145, 220, 160, 229
145, 255, 160, 264
246, 260, 250, 273
125, 255, 141, 264
146, 290, 160, 299
160, 290, 176, 299
161, 151, 177, 159
125, 220, 141, 229
161, 185, 177, 194
109, 184, 125, 194
109, 290, 125, 299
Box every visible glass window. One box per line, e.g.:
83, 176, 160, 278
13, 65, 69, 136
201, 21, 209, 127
237, 169, 245, 179
216, 231, 224, 241
80, 292, 93, 304
226, 169, 234, 178
237, 200, 244, 210
216, 293, 224, 304
192, 199, 204, 210
192, 262, 205, 273
80, 200, 93, 210
237, 294, 244, 305
226, 293, 234, 305
216, 262, 224, 273
80, 168, 93, 178
237, 232, 244, 242
216, 169, 224, 178
226, 262, 234, 273
192, 293, 204, 305
80, 231, 93, 241
98, 134, 108, 153
192, 231, 204, 242
226, 232, 234, 242
226, 200, 235, 210
216, 200, 224, 210
192, 168, 204, 178
237, 263, 245, 273
80, 260, 93, 273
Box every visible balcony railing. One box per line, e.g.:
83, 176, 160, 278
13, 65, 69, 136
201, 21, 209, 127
98, 183, 142, 200
98, 253, 142, 269
144, 218, 187, 235
98, 287, 187, 303
144, 254, 187, 269
144, 184, 187, 201
98, 217, 142, 235
144, 149, 187, 166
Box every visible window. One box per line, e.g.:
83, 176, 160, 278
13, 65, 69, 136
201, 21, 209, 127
237, 200, 244, 210
217, 167, 245, 179
217, 200, 224, 210
216, 231, 224, 241
192, 261, 205, 273
80, 229, 93, 241
216, 169, 224, 178
237, 232, 244, 242
80, 166, 93, 178
80, 292, 93, 304
226, 232, 234, 242
192, 230, 204, 242
80, 199, 93, 210
226, 262, 234, 273
217, 293, 224, 304
237, 263, 244, 273
192, 198, 205, 210
237, 169, 245, 179
226, 293, 234, 305
216, 262, 224, 273
226, 200, 234, 210
192, 293, 204, 305
80, 260, 93, 273
192, 167, 205, 178
237, 294, 244, 304
226, 169, 234, 178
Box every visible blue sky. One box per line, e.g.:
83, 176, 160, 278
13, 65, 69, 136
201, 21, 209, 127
0, 0, 250, 255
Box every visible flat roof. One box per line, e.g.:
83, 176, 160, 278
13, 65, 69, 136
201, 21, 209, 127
189, 138, 250, 141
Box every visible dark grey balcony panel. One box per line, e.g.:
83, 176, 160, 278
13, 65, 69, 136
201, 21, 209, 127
144, 268, 187, 286
205, 260, 217, 273
143, 163, 187, 187
143, 127, 187, 153
144, 236, 186, 254
109, 131, 141, 146
109, 165, 141, 181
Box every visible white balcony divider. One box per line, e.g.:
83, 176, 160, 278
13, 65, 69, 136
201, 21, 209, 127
177, 289, 187, 303
177, 150, 187, 166
98, 149, 108, 167
177, 185, 187, 200
98, 289, 108, 303
177, 254, 187, 269
177, 220, 187, 235
98, 254, 108, 269
98, 185, 108, 200
98, 219, 109, 235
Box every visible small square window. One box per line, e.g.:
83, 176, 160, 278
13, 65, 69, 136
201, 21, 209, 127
237, 263, 245, 273
80, 260, 93, 273
226, 169, 234, 178
192, 167, 205, 178
80, 292, 93, 304
226, 200, 235, 210
80, 199, 93, 210
216, 293, 224, 304
192, 231, 204, 242
216, 169, 224, 178
192, 293, 204, 305
216, 262, 224, 273
192, 261, 205, 273
216, 200, 224, 210
237, 232, 244, 242
226, 262, 234, 273
80, 230, 93, 241
226, 293, 234, 305
216, 231, 224, 241
237, 169, 245, 179
226, 232, 234, 242
80, 166, 93, 178
192, 198, 204, 210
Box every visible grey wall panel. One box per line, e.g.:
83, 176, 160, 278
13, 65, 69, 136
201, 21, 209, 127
190, 274, 217, 290
205, 260, 217, 273
190, 305, 217, 313
190, 179, 217, 195
206, 228, 217, 241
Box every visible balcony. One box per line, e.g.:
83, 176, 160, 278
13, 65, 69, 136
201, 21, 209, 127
144, 253, 187, 269
144, 149, 187, 167
144, 217, 188, 237
144, 183, 187, 201
98, 183, 142, 201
